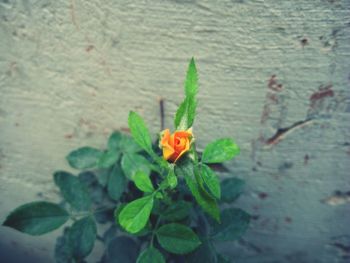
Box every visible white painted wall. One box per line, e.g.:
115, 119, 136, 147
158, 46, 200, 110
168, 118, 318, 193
1, 0, 349, 262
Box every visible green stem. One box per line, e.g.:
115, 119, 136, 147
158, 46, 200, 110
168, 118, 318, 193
70, 211, 91, 220
150, 215, 162, 247
93, 206, 116, 214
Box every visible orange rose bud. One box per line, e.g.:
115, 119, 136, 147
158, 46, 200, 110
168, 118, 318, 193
160, 128, 193, 163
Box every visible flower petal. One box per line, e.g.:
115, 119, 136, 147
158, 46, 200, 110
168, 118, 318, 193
174, 137, 191, 162
163, 145, 175, 160
161, 129, 171, 146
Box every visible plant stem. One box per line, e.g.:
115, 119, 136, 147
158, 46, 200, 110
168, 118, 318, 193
93, 206, 116, 214
150, 215, 162, 247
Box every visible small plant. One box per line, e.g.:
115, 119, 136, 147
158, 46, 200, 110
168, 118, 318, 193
3, 58, 250, 263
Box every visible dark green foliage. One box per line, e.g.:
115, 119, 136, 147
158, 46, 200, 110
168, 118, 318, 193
137, 247, 165, 263
186, 240, 218, 263
66, 146, 103, 169
156, 223, 201, 254
3, 58, 249, 263
107, 164, 126, 201
106, 236, 140, 263
54, 171, 92, 211
55, 227, 73, 263
98, 150, 120, 168
69, 216, 97, 259
176, 158, 220, 222
162, 200, 191, 221
3, 201, 69, 235
221, 178, 245, 203
211, 208, 251, 241
201, 164, 221, 199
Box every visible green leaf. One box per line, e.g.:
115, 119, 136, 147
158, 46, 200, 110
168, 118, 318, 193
133, 223, 152, 237
55, 227, 73, 263
114, 204, 126, 225
106, 236, 140, 263
202, 139, 240, 164
97, 150, 120, 168
66, 146, 103, 169
185, 174, 220, 222
107, 164, 126, 201
162, 200, 191, 221
156, 223, 201, 254
186, 240, 217, 263
69, 216, 97, 259
108, 131, 123, 151
165, 168, 178, 189
96, 169, 110, 187
133, 171, 154, 193
217, 254, 231, 263
185, 57, 198, 97
118, 195, 154, 234
3, 201, 69, 235
121, 135, 143, 153
121, 153, 151, 179
94, 207, 114, 224
103, 224, 118, 244
128, 111, 153, 155
211, 208, 250, 241
201, 164, 221, 199
175, 159, 220, 222
78, 171, 107, 205
54, 171, 91, 211
175, 96, 197, 130
137, 247, 165, 263
221, 178, 245, 203
109, 131, 143, 153
174, 58, 198, 130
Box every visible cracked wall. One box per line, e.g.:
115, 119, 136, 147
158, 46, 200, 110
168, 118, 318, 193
1, 0, 350, 262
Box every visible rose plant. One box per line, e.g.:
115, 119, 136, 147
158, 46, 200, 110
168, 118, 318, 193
3, 58, 250, 263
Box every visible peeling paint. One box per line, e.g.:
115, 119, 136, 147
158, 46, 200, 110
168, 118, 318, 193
322, 191, 350, 206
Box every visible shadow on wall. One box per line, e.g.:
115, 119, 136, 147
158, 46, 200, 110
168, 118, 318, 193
0, 237, 48, 263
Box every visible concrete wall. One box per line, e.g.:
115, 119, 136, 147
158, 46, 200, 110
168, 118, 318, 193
1, 0, 349, 262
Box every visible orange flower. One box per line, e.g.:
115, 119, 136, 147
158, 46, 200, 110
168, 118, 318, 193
160, 128, 193, 162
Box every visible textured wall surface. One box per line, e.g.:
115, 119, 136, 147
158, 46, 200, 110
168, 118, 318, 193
1, 0, 350, 262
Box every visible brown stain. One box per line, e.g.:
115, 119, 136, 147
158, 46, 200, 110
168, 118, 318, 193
260, 75, 283, 125
285, 217, 292, 223
300, 38, 308, 47
79, 118, 97, 130
309, 85, 334, 107
258, 192, 268, 200
6, 61, 18, 77
265, 119, 313, 145
268, 75, 283, 92
256, 81, 336, 152
86, 45, 94, 52
332, 242, 350, 259
251, 215, 260, 220
120, 127, 131, 133
64, 133, 74, 139
70, 0, 79, 30
260, 104, 271, 124
252, 205, 260, 211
